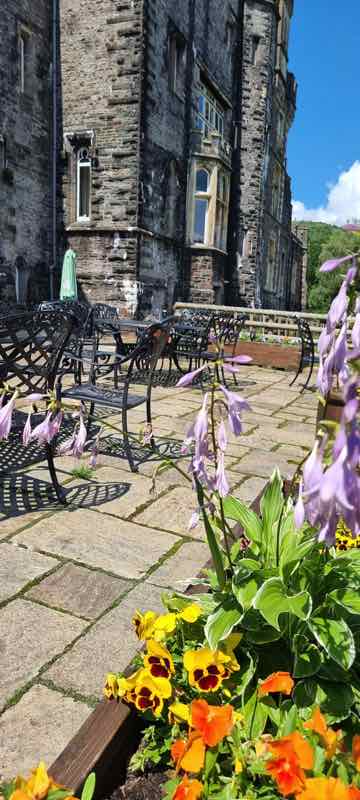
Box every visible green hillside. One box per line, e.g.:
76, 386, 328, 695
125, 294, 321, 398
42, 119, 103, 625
300, 222, 359, 313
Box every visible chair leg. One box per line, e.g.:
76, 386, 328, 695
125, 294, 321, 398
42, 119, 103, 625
122, 404, 138, 472
290, 360, 302, 387
302, 355, 314, 393
146, 394, 156, 451
46, 443, 67, 505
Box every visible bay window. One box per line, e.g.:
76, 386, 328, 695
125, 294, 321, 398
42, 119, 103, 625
189, 163, 230, 251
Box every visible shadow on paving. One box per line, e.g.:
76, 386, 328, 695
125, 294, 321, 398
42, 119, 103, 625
0, 473, 131, 519
99, 433, 184, 468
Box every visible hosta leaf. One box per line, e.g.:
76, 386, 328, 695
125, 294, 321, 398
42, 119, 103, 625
293, 634, 323, 678
328, 588, 360, 615
293, 679, 317, 709
260, 469, 283, 541
233, 576, 260, 611
81, 774, 96, 800
308, 616, 355, 670
205, 600, 242, 650
253, 578, 311, 631
243, 690, 268, 738
222, 496, 262, 545
316, 681, 354, 724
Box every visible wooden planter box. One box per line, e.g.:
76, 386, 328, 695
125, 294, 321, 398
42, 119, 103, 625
234, 341, 300, 371
316, 389, 344, 429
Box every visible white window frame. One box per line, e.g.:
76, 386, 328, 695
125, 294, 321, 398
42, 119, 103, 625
215, 171, 230, 251
196, 82, 225, 140
76, 147, 91, 222
193, 168, 211, 244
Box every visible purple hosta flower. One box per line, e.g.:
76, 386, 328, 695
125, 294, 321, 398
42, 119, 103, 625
143, 423, 153, 445
188, 509, 200, 530
219, 386, 250, 437
0, 393, 16, 440
217, 420, 227, 452
318, 327, 333, 357
320, 253, 357, 273
89, 443, 98, 468
29, 411, 55, 445
327, 280, 349, 332
317, 350, 335, 396
27, 393, 47, 404
226, 355, 252, 364
58, 432, 76, 456
294, 480, 305, 528
49, 411, 63, 439
176, 365, 207, 388
215, 450, 229, 498
72, 413, 87, 458
23, 412, 32, 446
352, 299, 360, 350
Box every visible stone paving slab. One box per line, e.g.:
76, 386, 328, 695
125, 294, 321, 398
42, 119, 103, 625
0, 367, 319, 776
0, 684, 92, 780
45, 583, 165, 699
27, 563, 131, 621
0, 600, 85, 710
0, 543, 59, 603
13, 509, 180, 580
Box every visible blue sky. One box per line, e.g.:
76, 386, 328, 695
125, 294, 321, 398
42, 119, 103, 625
288, 0, 360, 223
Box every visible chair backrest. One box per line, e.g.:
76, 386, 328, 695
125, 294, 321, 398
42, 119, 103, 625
93, 303, 119, 322
296, 317, 314, 362
212, 313, 247, 348
38, 300, 93, 336
0, 307, 77, 395
124, 318, 174, 389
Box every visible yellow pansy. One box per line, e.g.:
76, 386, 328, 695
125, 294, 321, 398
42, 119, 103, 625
24, 763, 52, 800
235, 758, 243, 774
118, 667, 172, 717
183, 647, 233, 692
168, 701, 191, 725
143, 639, 175, 679
178, 604, 202, 623
104, 672, 119, 700
221, 633, 242, 672
132, 610, 158, 640
152, 612, 177, 641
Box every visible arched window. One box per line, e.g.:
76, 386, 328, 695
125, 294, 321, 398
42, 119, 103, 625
193, 168, 210, 243
77, 147, 91, 221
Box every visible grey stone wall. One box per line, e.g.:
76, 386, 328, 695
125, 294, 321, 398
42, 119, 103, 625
0, 0, 51, 302
58, 0, 144, 312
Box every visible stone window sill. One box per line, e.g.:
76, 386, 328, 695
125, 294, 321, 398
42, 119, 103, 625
189, 243, 228, 256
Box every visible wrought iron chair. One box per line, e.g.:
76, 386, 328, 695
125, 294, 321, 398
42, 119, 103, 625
38, 300, 95, 383
171, 310, 214, 375
0, 306, 79, 503
60, 318, 174, 473
197, 312, 248, 385
290, 317, 315, 392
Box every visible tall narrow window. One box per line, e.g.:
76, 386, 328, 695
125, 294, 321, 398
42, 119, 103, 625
250, 35, 261, 65
19, 32, 29, 93
215, 172, 230, 251
169, 34, 185, 96
193, 168, 210, 243
196, 82, 225, 139
77, 148, 91, 221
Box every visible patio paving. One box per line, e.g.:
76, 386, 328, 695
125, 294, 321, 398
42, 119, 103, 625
0, 365, 318, 779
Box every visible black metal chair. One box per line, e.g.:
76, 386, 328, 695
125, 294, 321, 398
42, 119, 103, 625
199, 313, 248, 385
290, 317, 315, 392
171, 310, 214, 375
0, 306, 79, 503
38, 300, 95, 383
60, 318, 174, 473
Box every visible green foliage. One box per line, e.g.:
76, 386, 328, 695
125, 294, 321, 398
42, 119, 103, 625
80, 773, 96, 800
129, 724, 174, 773
302, 222, 359, 312
71, 464, 95, 480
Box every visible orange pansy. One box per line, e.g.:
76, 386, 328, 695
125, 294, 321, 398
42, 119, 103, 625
268, 732, 314, 770
258, 671, 294, 697
171, 732, 205, 774
304, 708, 341, 759
297, 777, 349, 800
349, 788, 360, 800
266, 752, 305, 796
173, 776, 203, 800
353, 735, 360, 771
191, 699, 234, 747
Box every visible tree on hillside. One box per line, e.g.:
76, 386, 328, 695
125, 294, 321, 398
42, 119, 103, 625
307, 229, 359, 313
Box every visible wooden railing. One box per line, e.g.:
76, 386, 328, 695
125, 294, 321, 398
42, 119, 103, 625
174, 302, 352, 345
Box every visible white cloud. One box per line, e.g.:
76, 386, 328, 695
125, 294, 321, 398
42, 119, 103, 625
292, 161, 360, 225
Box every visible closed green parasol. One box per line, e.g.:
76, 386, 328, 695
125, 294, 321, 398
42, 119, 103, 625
60, 247, 78, 300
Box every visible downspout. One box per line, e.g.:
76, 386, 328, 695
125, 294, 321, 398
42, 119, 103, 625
50, 0, 57, 300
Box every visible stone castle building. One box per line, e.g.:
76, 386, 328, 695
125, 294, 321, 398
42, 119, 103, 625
0, 0, 304, 315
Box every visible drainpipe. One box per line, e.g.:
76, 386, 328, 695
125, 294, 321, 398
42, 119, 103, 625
50, 0, 57, 300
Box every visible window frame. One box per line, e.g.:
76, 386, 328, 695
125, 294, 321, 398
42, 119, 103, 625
168, 32, 185, 97
76, 147, 92, 223
188, 162, 230, 252
19, 29, 30, 94
196, 81, 225, 140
